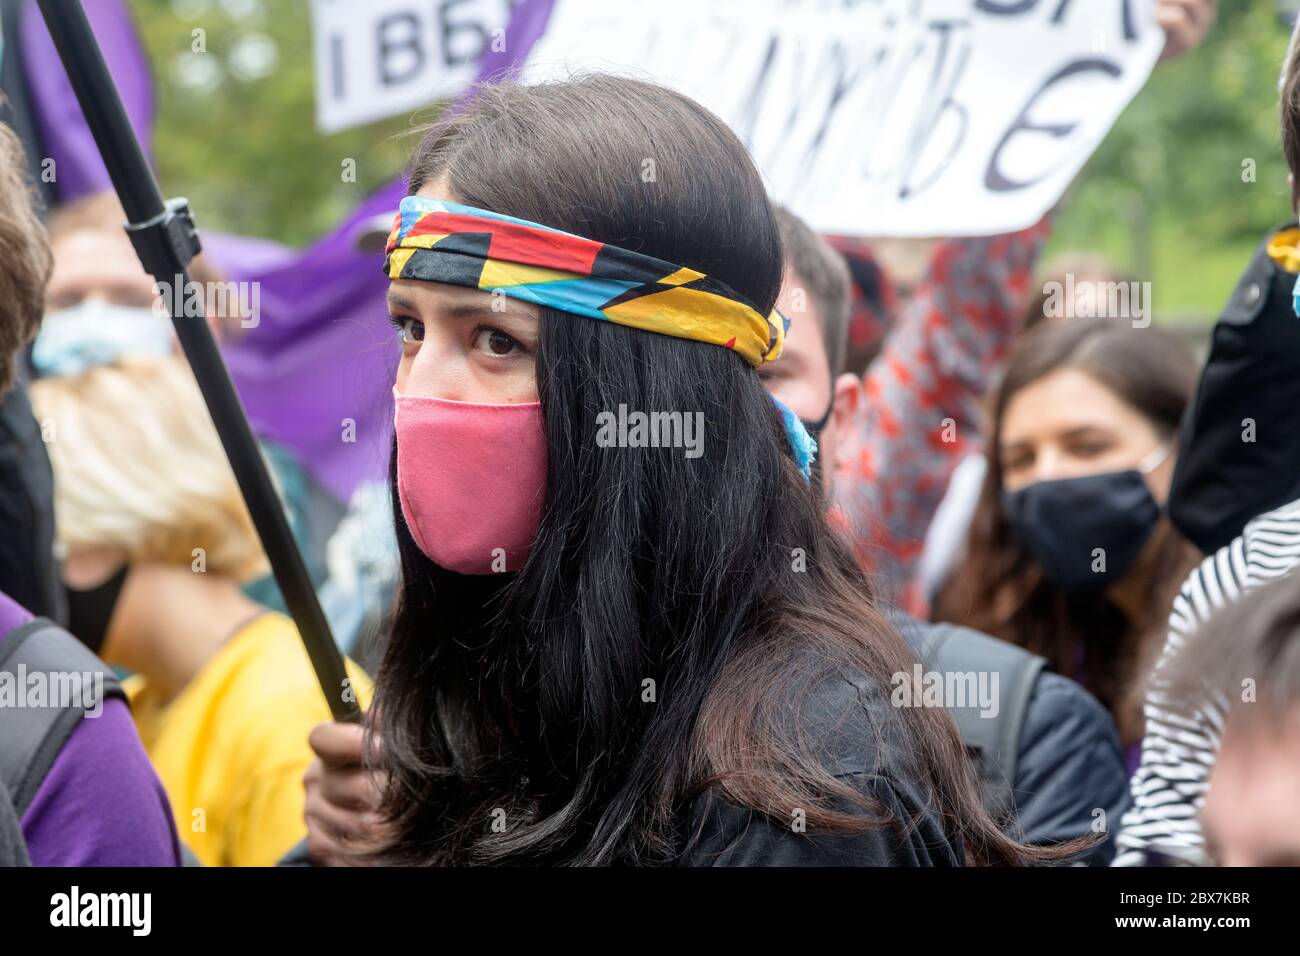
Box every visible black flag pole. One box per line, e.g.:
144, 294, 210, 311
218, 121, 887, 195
36, 0, 360, 723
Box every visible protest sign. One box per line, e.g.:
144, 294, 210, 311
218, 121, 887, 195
311, 0, 512, 133
523, 0, 1165, 236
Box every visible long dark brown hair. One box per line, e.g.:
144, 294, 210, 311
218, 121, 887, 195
934, 319, 1200, 741
369, 76, 1058, 865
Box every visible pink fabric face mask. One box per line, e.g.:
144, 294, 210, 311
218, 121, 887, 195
393, 388, 547, 575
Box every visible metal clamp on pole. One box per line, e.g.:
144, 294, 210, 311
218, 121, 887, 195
124, 197, 203, 280
36, 0, 361, 723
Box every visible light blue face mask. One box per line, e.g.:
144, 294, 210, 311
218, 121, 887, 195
770, 394, 819, 482
32, 300, 175, 377
1292, 271, 1300, 318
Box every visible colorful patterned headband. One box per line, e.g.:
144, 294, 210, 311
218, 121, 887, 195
383, 196, 787, 368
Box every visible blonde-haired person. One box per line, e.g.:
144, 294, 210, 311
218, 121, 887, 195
40, 354, 267, 583
0, 118, 179, 867
37, 189, 345, 619
30, 355, 371, 866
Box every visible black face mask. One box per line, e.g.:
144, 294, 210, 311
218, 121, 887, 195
1002, 470, 1162, 593
801, 398, 835, 487
799, 396, 835, 443
65, 564, 130, 654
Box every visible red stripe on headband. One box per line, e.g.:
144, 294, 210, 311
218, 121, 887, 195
406, 211, 601, 275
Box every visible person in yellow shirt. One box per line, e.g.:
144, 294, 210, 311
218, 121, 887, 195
122, 609, 370, 866
31, 355, 370, 866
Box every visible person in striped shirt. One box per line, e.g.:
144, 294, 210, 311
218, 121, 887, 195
1114, 505, 1300, 865
1112, 15, 1300, 865
1112, 260, 1300, 863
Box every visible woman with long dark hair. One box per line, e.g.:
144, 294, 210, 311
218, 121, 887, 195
934, 319, 1200, 756
312, 75, 1063, 867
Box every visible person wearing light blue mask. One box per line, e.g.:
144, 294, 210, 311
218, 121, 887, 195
0, 116, 182, 867
39, 192, 346, 623
33, 297, 173, 376
761, 207, 1134, 864
34, 192, 174, 377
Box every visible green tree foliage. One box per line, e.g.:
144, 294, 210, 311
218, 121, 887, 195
1049, 2, 1296, 320
131, 0, 417, 247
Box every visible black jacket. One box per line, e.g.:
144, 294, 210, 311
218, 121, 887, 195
679, 664, 965, 866
0, 370, 64, 624
1169, 223, 1300, 554
280, 662, 968, 868
1011, 670, 1130, 862
898, 617, 1130, 865
282, 628, 1125, 866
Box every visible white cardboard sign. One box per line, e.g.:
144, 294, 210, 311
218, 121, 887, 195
311, 0, 513, 134
523, 0, 1164, 236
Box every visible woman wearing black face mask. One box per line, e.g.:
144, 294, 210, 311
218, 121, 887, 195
933, 319, 1200, 762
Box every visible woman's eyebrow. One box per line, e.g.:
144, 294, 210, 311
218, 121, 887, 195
386, 290, 419, 312
441, 300, 540, 324
386, 288, 536, 324
1057, 425, 1110, 441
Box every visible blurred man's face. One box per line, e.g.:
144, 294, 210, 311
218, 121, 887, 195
46, 229, 157, 312
1202, 712, 1300, 866
39, 226, 228, 376
761, 266, 861, 493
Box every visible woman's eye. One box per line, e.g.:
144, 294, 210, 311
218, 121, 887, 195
391, 316, 424, 344
472, 327, 520, 356
1069, 442, 1110, 459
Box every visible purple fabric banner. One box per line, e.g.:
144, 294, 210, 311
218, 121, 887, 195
21, 0, 154, 202
219, 180, 407, 501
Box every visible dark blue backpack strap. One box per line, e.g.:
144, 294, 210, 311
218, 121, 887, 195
0, 617, 126, 815
0, 774, 29, 866
905, 618, 1046, 823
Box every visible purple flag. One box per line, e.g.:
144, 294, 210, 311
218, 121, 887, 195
21, 0, 154, 202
